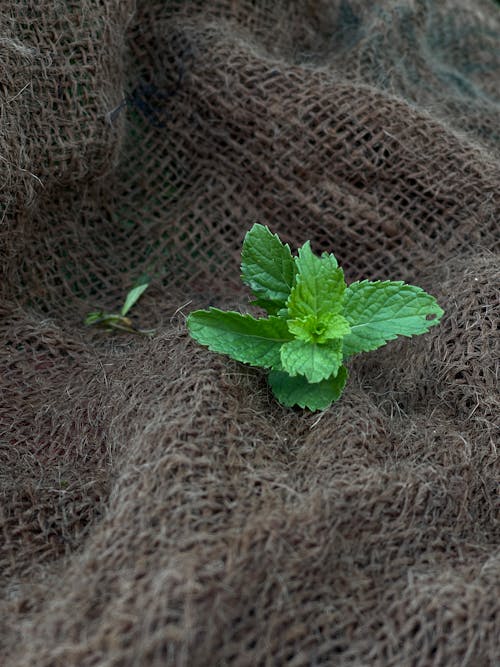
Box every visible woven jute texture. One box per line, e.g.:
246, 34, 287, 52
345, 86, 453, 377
1, 1, 499, 665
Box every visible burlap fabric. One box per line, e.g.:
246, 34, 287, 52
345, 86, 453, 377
1, 1, 499, 665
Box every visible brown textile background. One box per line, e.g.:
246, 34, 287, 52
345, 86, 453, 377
1, 1, 499, 665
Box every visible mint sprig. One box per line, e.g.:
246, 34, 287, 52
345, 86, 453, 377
187, 224, 444, 411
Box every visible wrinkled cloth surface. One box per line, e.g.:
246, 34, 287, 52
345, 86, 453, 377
1, 1, 499, 665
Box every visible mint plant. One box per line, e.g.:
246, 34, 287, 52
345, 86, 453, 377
187, 224, 443, 410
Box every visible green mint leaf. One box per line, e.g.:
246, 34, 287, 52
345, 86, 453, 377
286, 242, 346, 342
280, 338, 343, 383
268, 366, 348, 410
342, 280, 445, 357
187, 308, 292, 369
121, 274, 151, 316
241, 224, 296, 314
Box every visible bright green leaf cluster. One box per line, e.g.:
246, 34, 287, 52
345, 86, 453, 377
187, 224, 444, 410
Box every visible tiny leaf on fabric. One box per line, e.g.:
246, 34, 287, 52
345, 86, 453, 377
280, 338, 343, 383
241, 223, 296, 313
187, 308, 292, 369
268, 366, 348, 410
121, 274, 151, 316
85, 311, 106, 325
342, 280, 444, 357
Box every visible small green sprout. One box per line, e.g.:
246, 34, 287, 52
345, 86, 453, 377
85, 274, 155, 336
187, 224, 444, 411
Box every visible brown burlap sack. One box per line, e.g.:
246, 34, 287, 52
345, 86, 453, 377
1, 1, 499, 665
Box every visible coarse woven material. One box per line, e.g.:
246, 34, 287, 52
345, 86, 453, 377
1, 1, 499, 665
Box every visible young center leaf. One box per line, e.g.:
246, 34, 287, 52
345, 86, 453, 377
268, 366, 348, 410
280, 338, 344, 383
187, 308, 292, 369
241, 223, 296, 315
342, 280, 444, 358
286, 242, 350, 342
287, 312, 351, 342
